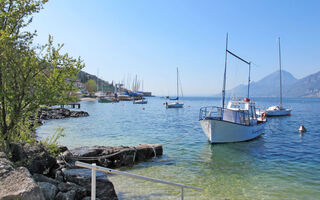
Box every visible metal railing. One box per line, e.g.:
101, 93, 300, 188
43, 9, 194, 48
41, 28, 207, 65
199, 106, 222, 120
75, 161, 203, 200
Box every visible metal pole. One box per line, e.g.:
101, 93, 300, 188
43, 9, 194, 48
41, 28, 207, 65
278, 37, 282, 106
177, 67, 179, 100
181, 187, 184, 200
91, 163, 96, 200
75, 161, 203, 191
247, 62, 251, 98
222, 33, 228, 110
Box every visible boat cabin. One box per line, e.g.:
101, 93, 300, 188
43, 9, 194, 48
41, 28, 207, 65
223, 98, 257, 125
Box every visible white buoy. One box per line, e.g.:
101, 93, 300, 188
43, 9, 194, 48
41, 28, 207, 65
299, 125, 306, 133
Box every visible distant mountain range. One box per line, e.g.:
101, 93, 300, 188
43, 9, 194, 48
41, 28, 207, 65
221, 70, 320, 98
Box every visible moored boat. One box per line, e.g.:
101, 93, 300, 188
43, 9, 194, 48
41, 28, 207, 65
166, 101, 183, 108
133, 99, 148, 104
200, 98, 266, 143
264, 38, 292, 116
199, 34, 267, 143
166, 68, 184, 109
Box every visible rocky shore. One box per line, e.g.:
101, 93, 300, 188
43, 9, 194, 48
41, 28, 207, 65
1, 106, 163, 199
33, 107, 89, 125
0, 142, 163, 200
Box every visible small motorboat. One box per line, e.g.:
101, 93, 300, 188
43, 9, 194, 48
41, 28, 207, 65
200, 98, 266, 143
133, 99, 148, 104
166, 101, 184, 108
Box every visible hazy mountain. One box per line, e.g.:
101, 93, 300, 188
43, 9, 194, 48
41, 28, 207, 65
285, 71, 320, 97
228, 70, 298, 97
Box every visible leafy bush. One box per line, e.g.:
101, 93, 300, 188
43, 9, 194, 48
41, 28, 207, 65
40, 128, 65, 157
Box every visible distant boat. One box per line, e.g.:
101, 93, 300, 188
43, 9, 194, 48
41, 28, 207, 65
199, 34, 266, 143
166, 68, 184, 108
264, 38, 292, 116
133, 99, 148, 104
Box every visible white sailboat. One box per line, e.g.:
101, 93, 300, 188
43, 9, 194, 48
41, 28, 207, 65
166, 68, 184, 108
133, 99, 148, 104
199, 34, 266, 143
265, 38, 292, 116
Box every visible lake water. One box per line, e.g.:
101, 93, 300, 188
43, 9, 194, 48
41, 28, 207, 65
37, 97, 320, 200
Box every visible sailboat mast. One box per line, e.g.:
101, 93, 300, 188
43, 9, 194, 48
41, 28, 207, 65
247, 62, 251, 98
278, 37, 282, 106
222, 33, 228, 109
177, 67, 179, 99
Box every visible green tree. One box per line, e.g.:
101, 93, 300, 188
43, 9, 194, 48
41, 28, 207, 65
85, 79, 97, 96
0, 0, 84, 145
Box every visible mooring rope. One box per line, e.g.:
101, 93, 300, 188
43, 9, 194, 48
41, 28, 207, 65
162, 124, 200, 146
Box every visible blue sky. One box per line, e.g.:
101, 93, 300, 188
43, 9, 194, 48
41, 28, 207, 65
29, 0, 320, 96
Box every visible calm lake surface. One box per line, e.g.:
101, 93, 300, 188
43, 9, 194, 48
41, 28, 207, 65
37, 97, 320, 200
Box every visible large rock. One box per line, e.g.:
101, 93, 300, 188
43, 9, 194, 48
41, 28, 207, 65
57, 182, 87, 199
28, 151, 57, 175
38, 182, 58, 200
70, 110, 89, 118
33, 173, 60, 186
0, 154, 45, 200
9, 142, 58, 175
9, 142, 27, 162
38, 108, 89, 121
65, 144, 163, 168
135, 144, 163, 162
64, 169, 118, 200
55, 190, 76, 200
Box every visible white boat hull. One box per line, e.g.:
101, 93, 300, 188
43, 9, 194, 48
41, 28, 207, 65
266, 109, 291, 116
133, 100, 148, 104
200, 119, 265, 143
166, 102, 184, 108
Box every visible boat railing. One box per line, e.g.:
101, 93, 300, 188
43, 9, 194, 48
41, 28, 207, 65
199, 106, 222, 120
199, 106, 251, 125
75, 161, 203, 200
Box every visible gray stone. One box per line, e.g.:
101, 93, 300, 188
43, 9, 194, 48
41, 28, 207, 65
55, 190, 76, 200
27, 151, 57, 175
38, 182, 58, 200
70, 110, 89, 118
55, 170, 65, 182
67, 144, 162, 169
10, 142, 27, 162
0, 152, 14, 177
0, 151, 7, 158
64, 169, 118, 200
135, 144, 162, 162
57, 182, 87, 199
0, 160, 45, 200
38, 108, 88, 121
70, 147, 103, 158
33, 173, 60, 186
